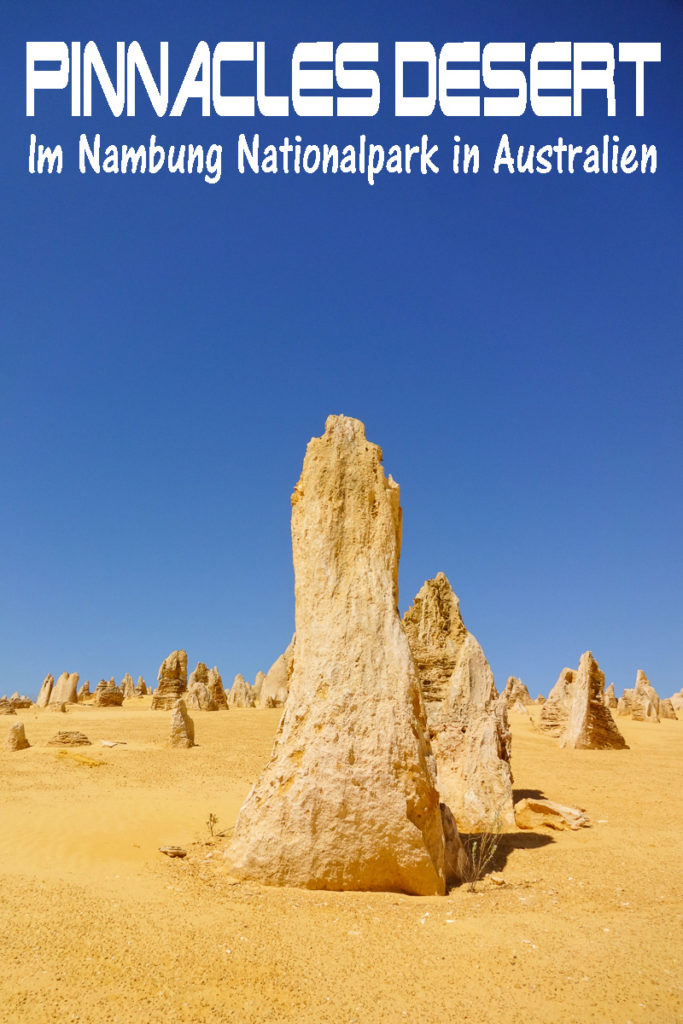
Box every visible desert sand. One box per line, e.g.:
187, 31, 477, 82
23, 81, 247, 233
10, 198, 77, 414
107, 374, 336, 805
0, 701, 681, 1024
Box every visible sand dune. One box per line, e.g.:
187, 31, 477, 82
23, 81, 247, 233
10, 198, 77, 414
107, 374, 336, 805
0, 702, 681, 1023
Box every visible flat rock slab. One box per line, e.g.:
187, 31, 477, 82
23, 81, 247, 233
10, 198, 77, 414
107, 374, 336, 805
159, 846, 187, 858
47, 731, 92, 747
515, 798, 589, 831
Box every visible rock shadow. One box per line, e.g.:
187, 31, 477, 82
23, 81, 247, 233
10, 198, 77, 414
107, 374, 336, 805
457, 828, 555, 878
513, 787, 546, 801
493, 830, 555, 871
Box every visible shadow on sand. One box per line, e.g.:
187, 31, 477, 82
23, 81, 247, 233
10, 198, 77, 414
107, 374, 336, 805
512, 787, 547, 802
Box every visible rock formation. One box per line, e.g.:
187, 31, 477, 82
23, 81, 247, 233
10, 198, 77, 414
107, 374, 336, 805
252, 670, 266, 705
47, 731, 91, 746
603, 682, 618, 709
539, 655, 627, 749
186, 662, 218, 711
502, 676, 534, 711
77, 680, 91, 702
259, 636, 295, 708
9, 693, 32, 710
49, 672, 79, 706
227, 673, 254, 708
6, 722, 30, 751
617, 669, 671, 722
92, 678, 124, 707
660, 698, 678, 720
671, 688, 683, 713
151, 650, 188, 711
560, 652, 628, 749
402, 572, 515, 833
227, 415, 449, 894
36, 674, 54, 708
515, 798, 590, 831
135, 676, 147, 696
206, 667, 228, 710
121, 673, 136, 700
539, 668, 575, 737
0, 698, 16, 715
169, 699, 195, 748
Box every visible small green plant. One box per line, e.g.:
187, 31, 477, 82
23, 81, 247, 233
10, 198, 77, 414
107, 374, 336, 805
462, 811, 503, 892
206, 812, 219, 837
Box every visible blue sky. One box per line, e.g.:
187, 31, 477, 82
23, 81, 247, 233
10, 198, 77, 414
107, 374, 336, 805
2, 0, 681, 699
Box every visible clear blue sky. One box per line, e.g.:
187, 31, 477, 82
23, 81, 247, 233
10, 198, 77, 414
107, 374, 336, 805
2, 0, 681, 700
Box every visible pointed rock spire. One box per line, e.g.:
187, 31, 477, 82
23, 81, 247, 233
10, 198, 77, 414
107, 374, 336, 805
227, 415, 447, 894
403, 572, 515, 833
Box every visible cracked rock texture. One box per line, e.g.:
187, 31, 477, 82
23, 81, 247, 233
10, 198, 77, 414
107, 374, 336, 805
560, 652, 628, 750
169, 699, 195, 748
403, 572, 515, 833
228, 674, 255, 708
36, 674, 54, 708
187, 663, 217, 711
206, 667, 228, 710
618, 670, 674, 722
152, 650, 188, 711
227, 415, 446, 895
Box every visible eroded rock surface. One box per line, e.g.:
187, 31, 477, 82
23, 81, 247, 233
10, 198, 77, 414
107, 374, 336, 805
660, 698, 677, 720
135, 676, 147, 696
77, 680, 91, 702
0, 698, 16, 716
540, 655, 627, 749
252, 671, 266, 705
227, 415, 448, 894
9, 693, 32, 710
539, 668, 576, 737
228, 673, 254, 708
47, 731, 91, 746
603, 682, 618, 709
206, 667, 228, 710
6, 722, 30, 751
502, 676, 533, 709
121, 673, 136, 700
561, 652, 628, 749
92, 678, 124, 707
36, 674, 54, 708
169, 699, 195, 748
186, 662, 218, 711
152, 650, 188, 711
515, 798, 590, 831
50, 672, 79, 706
403, 572, 515, 834
618, 670, 667, 722
259, 637, 295, 708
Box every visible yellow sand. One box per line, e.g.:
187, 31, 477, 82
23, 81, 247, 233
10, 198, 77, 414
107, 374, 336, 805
0, 701, 681, 1024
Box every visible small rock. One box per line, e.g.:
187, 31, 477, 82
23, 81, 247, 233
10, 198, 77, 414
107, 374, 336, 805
159, 846, 187, 858
515, 798, 589, 831
47, 731, 92, 747
169, 699, 195, 748
6, 722, 30, 751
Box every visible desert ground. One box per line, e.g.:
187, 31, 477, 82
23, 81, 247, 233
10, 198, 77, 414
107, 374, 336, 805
1, 701, 681, 1024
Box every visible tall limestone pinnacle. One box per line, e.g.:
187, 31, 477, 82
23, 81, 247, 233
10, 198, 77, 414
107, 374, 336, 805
562, 651, 628, 749
227, 415, 447, 895
541, 653, 628, 749
403, 573, 515, 833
